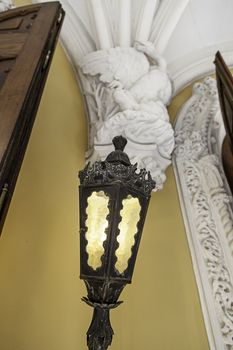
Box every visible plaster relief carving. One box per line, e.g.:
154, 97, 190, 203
174, 77, 233, 350
79, 41, 174, 189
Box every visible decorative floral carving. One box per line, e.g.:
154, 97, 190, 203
174, 77, 233, 349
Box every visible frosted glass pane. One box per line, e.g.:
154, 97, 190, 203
115, 195, 141, 274
85, 191, 109, 270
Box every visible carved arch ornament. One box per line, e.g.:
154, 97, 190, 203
173, 77, 233, 350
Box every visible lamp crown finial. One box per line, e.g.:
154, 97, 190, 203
112, 136, 127, 152
105, 135, 130, 166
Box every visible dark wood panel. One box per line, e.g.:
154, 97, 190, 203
0, 33, 27, 58
0, 17, 23, 30
0, 2, 65, 234
214, 51, 233, 193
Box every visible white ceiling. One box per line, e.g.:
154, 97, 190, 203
165, 0, 233, 62
164, 0, 233, 92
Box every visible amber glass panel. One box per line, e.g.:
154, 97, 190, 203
85, 191, 109, 270
115, 195, 141, 274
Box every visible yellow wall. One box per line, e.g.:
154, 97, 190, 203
0, 1, 209, 349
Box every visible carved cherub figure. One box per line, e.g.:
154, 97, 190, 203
80, 40, 172, 109
111, 41, 172, 112
79, 40, 174, 186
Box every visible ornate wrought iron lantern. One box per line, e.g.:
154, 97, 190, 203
79, 136, 155, 350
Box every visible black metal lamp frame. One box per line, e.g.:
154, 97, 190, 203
79, 136, 155, 350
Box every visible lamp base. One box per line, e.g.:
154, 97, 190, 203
82, 298, 122, 350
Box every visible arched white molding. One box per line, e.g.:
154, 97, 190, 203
169, 42, 233, 94
173, 77, 233, 350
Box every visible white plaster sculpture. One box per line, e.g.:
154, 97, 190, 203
31, 0, 190, 188
79, 41, 173, 189
0, 0, 12, 12
173, 77, 233, 350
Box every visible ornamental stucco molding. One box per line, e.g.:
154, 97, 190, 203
32, 0, 190, 189
173, 77, 233, 350
169, 42, 233, 94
